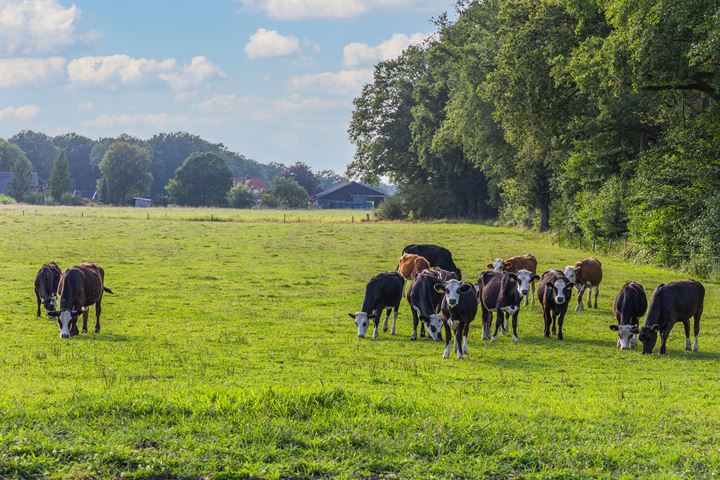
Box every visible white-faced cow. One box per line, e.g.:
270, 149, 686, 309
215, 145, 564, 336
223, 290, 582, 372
563, 257, 602, 311
349, 272, 404, 339
610, 282, 647, 349
406, 270, 444, 341
486, 254, 538, 306
397, 253, 431, 281
402, 244, 461, 279
34, 262, 62, 317
477, 270, 525, 343
537, 270, 574, 340
435, 279, 477, 359
638, 280, 704, 355
47, 262, 113, 338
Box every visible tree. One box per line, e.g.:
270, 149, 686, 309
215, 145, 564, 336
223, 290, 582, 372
97, 141, 152, 205
166, 152, 233, 206
227, 184, 255, 208
53, 133, 98, 191
263, 177, 309, 208
279, 162, 319, 195
9, 130, 58, 179
49, 151, 73, 201
316, 169, 345, 191
0, 140, 34, 200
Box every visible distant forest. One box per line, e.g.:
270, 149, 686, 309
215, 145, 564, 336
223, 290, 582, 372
349, 0, 719, 275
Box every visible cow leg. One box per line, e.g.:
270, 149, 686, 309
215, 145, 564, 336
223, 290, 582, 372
543, 310, 551, 338
593, 286, 599, 308
70, 317, 79, 336
576, 285, 585, 311
36, 292, 42, 317
443, 323, 451, 359
390, 307, 398, 335
587, 287, 592, 309
382, 308, 390, 332
557, 312, 565, 340
491, 311, 503, 342
693, 309, 702, 352
82, 309, 89, 333
95, 301, 102, 333
410, 307, 419, 341
659, 322, 673, 354
482, 310, 492, 340
551, 313, 557, 335
372, 310, 380, 339
530, 281, 536, 306
462, 323, 469, 354
502, 312, 508, 335
511, 311, 519, 343
455, 323, 464, 359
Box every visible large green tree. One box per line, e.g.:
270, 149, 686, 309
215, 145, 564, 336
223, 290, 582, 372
97, 141, 153, 205
49, 151, 73, 201
9, 130, 58, 179
0, 140, 34, 200
166, 152, 233, 206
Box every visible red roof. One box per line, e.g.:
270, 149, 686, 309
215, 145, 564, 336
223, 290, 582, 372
233, 177, 267, 190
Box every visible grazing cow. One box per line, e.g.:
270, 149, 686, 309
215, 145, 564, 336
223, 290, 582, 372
610, 282, 647, 349
477, 270, 525, 343
402, 244, 462, 279
349, 272, 404, 339
537, 270, 574, 340
639, 280, 704, 355
435, 279, 477, 359
406, 270, 444, 341
34, 262, 62, 317
397, 253, 431, 281
47, 262, 113, 338
486, 254, 538, 305
563, 258, 602, 311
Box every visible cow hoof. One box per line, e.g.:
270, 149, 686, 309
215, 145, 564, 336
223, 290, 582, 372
391, 330, 396, 336
491, 336, 497, 343
558, 336, 564, 341
512, 336, 519, 343
410, 333, 416, 341
82, 328, 88, 334
383, 327, 388, 333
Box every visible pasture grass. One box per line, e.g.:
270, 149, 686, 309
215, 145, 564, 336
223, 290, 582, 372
0, 206, 718, 479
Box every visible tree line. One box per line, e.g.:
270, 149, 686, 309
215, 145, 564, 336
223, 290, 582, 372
0, 132, 344, 209
348, 0, 719, 275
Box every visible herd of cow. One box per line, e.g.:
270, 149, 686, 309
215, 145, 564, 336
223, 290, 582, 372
349, 244, 706, 358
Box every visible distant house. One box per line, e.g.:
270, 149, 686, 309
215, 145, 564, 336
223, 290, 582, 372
312, 181, 388, 209
133, 197, 152, 208
234, 177, 267, 192
0, 171, 45, 197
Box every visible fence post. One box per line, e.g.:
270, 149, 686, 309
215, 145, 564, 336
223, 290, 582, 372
352, 216, 354, 223
283, 214, 286, 223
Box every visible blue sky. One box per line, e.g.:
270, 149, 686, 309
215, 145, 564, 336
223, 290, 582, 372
1, 0, 453, 173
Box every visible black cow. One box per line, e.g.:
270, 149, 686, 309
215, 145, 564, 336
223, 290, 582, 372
349, 272, 404, 339
402, 244, 461, 279
406, 270, 444, 341
537, 270, 574, 340
435, 279, 477, 359
639, 280, 704, 354
48, 262, 113, 338
34, 262, 62, 317
477, 270, 523, 343
610, 282, 647, 349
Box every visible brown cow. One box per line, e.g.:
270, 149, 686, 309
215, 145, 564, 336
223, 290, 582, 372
563, 258, 602, 311
34, 262, 62, 316
487, 254, 538, 306
397, 253, 431, 281
48, 262, 113, 338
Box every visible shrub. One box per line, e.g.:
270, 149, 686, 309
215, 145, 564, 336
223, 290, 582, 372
227, 184, 255, 208
374, 195, 404, 220
263, 177, 309, 209
59, 192, 82, 206
0, 194, 16, 205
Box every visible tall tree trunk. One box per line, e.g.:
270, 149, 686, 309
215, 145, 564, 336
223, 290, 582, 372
539, 204, 550, 232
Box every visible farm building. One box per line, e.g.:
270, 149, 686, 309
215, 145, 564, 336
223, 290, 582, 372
0, 171, 45, 197
312, 181, 387, 209
133, 197, 152, 207
234, 177, 267, 193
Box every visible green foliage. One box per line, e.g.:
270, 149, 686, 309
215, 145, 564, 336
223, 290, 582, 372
49, 151, 73, 201
97, 141, 153, 205
226, 184, 255, 208
279, 162, 320, 195
53, 133, 98, 191
7, 149, 34, 201
58, 191, 82, 206
0, 194, 16, 204
166, 152, 233, 207
9, 130, 58, 179
263, 177, 309, 208
575, 176, 628, 242
374, 194, 405, 220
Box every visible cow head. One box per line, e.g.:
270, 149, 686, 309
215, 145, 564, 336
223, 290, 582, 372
488, 258, 505, 272
610, 324, 640, 349
43, 294, 58, 313
47, 309, 81, 338
515, 269, 539, 298
638, 325, 660, 354
434, 279, 473, 308
413, 306, 443, 341
548, 277, 574, 305
563, 266, 576, 284
348, 312, 370, 338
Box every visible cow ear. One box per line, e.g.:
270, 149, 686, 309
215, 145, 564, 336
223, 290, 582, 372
348, 313, 355, 320
631, 326, 640, 334
609, 325, 619, 331
460, 283, 473, 293
508, 273, 518, 283
47, 311, 60, 317
486, 263, 493, 269
504, 261, 512, 269
652, 324, 661, 332
567, 283, 574, 290
531, 274, 540, 282
433, 284, 445, 294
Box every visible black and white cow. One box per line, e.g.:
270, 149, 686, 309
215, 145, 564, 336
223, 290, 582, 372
402, 244, 462, 279
537, 270, 574, 340
435, 279, 477, 359
34, 262, 62, 317
406, 270, 444, 341
349, 272, 404, 339
477, 270, 524, 343
639, 280, 704, 354
610, 282, 647, 349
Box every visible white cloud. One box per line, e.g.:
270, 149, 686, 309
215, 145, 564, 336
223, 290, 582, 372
159, 56, 225, 90
84, 113, 188, 129
0, 0, 84, 55
67, 55, 177, 86
195, 93, 346, 117
0, 57, 66, 88
244, 28, 300, 59
343, 32, 431, 67
77, 101, 94, 111
0, 104, 41, 121
242, 0, 445, 20
289, 69, 373, 97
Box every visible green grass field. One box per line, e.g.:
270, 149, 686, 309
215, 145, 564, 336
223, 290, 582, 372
0, 206, 718, 479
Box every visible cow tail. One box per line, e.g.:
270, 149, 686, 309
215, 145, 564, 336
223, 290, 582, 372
104, 286, 115, 294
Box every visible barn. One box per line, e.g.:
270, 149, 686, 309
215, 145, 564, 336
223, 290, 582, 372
0, 172, 45, 197
312, 181, 388, 209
